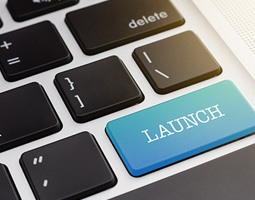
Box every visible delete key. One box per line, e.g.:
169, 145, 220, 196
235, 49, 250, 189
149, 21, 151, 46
65, 0, 184, 55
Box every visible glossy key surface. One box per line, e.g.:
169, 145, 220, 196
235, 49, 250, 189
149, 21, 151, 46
0, 82, 62, 152
0, 164, 21, 200
65, 0, 184, 55
0, 21, 72, 81
7, 0, 79, 22
20, 132, 117, 200
106, 81, 255, 176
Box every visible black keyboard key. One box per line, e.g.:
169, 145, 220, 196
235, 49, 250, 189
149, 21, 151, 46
55, 56, 144, 123
0, 21, 72, 81
0, 164, 21, 200
0, 18, 3, 28
111, 143, 255, 200
20, 132, 117, 200
65, 0, 185, 55
7, 0, 79, 22
0, 82, 62, 152
133, 31, 222, 94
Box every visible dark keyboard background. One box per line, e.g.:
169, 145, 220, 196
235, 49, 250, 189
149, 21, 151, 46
1, 0, 255, 199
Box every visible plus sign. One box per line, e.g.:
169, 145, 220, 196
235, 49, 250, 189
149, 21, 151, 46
0, 41, 12, 49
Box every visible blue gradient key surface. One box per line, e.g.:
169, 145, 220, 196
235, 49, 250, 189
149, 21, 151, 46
106, 81, 255, 177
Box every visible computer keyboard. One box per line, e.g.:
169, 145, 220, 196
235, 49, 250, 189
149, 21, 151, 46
1, 0, 255, 200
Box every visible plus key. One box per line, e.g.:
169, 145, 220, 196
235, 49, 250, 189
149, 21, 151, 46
0, 41, 12, 50
0, 21, 72, 81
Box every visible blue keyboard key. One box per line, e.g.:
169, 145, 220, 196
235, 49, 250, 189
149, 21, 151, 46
106, 81, 255, 177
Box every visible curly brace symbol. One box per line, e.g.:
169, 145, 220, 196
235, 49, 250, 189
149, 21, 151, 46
64, 77, 75, 91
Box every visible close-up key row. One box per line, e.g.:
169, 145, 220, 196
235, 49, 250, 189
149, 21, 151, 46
0, 0, 255, 200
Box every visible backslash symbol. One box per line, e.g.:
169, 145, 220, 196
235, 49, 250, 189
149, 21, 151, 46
155, 69, 169, 79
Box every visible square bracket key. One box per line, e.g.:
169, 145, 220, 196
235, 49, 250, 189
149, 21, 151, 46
133, 31, 222, 94
0, 21, 72, 81
54, 56, 144, 123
